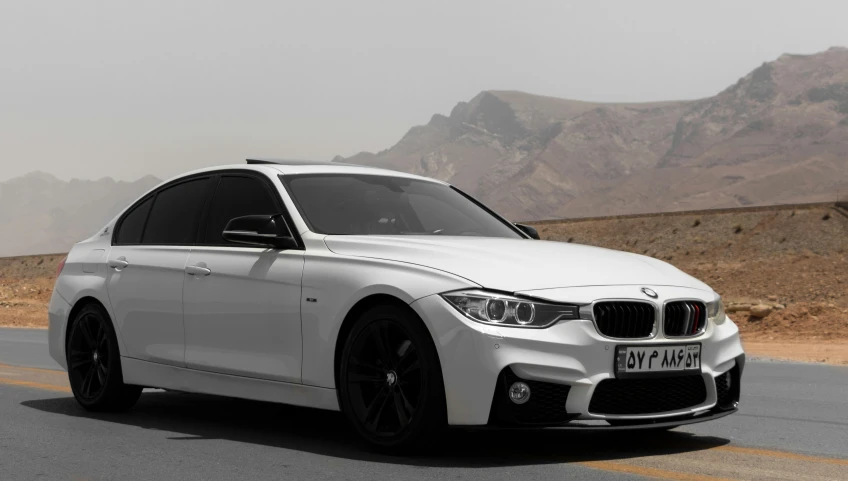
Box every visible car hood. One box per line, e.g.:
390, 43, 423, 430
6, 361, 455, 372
323, 236, 712, 293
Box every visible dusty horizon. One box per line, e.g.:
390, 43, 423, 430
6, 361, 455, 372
4, 0, 848, 183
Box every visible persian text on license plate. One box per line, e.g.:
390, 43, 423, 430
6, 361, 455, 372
615, 344, 701, 375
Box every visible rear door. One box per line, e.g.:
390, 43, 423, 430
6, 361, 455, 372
106, 176, 214, 366
182, 173, 305, 382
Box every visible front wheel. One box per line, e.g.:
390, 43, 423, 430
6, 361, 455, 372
66, 304, 142, 411
338, 304, 446, 451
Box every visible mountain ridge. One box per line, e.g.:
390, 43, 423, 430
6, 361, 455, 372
0, 172, 160, 257
341, 47, 848, 220
4, 48, 848, 256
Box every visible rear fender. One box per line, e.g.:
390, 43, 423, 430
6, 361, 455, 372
54, 240, 125, 353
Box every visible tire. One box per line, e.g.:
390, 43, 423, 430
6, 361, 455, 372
66, 303, 142, 412
338, 304, 446, 451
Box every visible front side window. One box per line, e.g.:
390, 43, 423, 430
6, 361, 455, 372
282, 174, 521, 238
203, 176, 282, 246
142, 178, 211, 245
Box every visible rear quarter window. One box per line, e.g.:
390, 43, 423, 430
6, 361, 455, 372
115, 197, 152, 245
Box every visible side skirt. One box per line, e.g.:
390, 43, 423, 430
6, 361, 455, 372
122, 357, 340, 411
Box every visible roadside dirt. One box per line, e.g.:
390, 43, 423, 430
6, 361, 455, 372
535, 203, 848, 364
743, 340, 848, 365
1, 203, 845, 364
0, 254, 63, 328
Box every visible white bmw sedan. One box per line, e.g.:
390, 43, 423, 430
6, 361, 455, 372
48, 159, 745, 449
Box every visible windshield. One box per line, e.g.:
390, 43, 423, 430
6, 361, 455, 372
282, 174, 522, 238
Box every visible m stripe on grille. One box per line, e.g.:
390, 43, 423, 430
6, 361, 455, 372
664, 300, 707, 336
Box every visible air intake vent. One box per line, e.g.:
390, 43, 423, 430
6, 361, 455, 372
592, 302, 655, 338
589, 375, 707, 415
664, 301, 707, 337
715, 371, 732, 407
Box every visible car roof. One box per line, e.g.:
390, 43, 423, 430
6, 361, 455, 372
246, 158, 362, 167
247, 159, 447, 183
151, 159, 448, 191
102, 159, 450, 233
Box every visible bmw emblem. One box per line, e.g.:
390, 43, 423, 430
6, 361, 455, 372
641, 287, 658, 299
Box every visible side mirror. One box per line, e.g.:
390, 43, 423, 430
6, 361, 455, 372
514, 223, 540, 240
222, 214, 298, 249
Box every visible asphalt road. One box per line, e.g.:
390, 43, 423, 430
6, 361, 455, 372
0, 328, 62, 370
1, 328, 846, 480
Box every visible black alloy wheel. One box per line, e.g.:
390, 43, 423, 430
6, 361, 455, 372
68, 311, 111, 400
347, 320, 421, 435
339, 304, 445, 450
66, 304, 142, 411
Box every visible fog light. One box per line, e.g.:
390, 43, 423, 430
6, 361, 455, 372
508, 382, 531, 404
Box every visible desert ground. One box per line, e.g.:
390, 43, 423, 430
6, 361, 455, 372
536, 202, 848, 364
0, 253, 62, 329
1, 202, 846, 364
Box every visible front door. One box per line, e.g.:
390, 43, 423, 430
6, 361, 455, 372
182, 174, 304, 382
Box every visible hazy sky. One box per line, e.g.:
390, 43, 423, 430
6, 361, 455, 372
3, 0, 848, 182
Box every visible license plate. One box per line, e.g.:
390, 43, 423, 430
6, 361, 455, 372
615, 344, 701, 377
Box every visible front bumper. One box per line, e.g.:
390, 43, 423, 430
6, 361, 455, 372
465, 407, 739, 432
410, 289, 745, 426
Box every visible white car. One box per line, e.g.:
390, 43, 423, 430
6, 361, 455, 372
48, 159, 745, 449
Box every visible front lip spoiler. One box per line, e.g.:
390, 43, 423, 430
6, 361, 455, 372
466, 407, 738, 431
569, 408, 738, 432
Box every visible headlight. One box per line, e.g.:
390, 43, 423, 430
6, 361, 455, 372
707, 296, 726, 325
441, 290, 579, 328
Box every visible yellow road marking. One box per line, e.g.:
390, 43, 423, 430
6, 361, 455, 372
714, 445, 848, 467
580, 461, 739, 481
0, 376, 70, 393
0, 362, 64, 374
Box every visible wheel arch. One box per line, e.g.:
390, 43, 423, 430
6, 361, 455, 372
332, 293, 445, 394
65, 296, 119, 355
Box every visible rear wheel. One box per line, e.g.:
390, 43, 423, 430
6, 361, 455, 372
338, 304, 445, 451
66, 304, 142, 411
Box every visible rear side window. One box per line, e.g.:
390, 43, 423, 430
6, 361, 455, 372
203, 176, 281, 246
115, 197, 153, 245
142, 178, 211, 245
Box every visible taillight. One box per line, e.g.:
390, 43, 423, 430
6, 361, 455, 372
57, 256, 67, 276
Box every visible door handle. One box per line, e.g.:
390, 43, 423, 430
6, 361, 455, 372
108, 257, 129, 269
185, 264, 211, 276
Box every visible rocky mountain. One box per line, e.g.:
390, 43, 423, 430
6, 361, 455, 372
342, 47, 848, 220
5, 48, 848, 257
0, 172, 160, 257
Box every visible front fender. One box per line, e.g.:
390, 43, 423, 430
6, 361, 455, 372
299, 252, 477, 388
